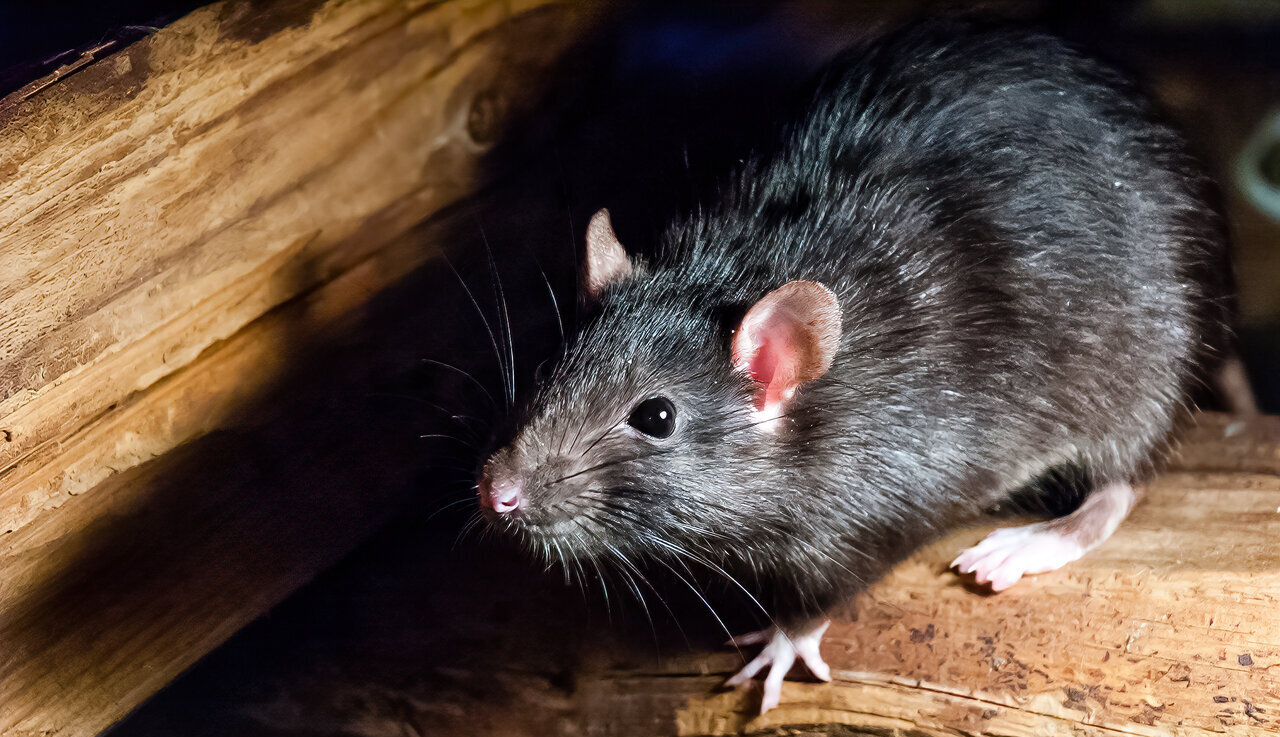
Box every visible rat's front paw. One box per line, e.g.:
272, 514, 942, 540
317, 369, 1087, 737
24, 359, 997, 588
724, 620, 831, 714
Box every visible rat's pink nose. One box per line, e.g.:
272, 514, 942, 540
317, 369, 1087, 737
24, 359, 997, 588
479, 474, 523, 514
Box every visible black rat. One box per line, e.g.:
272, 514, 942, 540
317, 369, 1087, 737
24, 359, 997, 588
477, 20, 1228, 713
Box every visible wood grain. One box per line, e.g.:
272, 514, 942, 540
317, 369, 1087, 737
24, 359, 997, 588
0, 1, 588, 735
674, 470, 1280, 735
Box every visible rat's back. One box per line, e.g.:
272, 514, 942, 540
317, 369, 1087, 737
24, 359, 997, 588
670, 20, 1227, 499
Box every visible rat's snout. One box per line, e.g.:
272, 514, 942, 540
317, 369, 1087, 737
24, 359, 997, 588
479, 470, 524, 515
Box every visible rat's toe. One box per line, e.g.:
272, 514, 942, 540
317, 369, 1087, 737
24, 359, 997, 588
759, 647, 796, 713
954, 523, 1085, 590
725, 651, 770, 689
793, 620, 831, 682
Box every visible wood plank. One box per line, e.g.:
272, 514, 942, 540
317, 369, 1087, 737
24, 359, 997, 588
0, 1, 590, 735
0, 0, 576, 535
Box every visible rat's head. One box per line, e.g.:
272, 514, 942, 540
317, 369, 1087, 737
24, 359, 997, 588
478, 210, 841, 566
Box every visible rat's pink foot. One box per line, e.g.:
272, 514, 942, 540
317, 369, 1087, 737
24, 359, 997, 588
952, 480, 1139, 591
725, 620, 830, 714
950, 522, 1086, 590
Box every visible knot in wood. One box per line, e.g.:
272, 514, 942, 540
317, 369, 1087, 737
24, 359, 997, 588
466, 88, 506, 147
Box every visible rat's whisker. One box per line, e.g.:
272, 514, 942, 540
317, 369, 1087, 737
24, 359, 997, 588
479, 223, 518, 408
418, 432, 479, 448
426, 496, 478, 522
365, 394, 488, 442
421, 358, 499, 412
453, 510, 485, 550
442, 251, 511, 411
512, 233, 569, 359
552, 446, 675, 485
645, 550, 737, 652
651, 535, 785, 640
574, 414, 627, 459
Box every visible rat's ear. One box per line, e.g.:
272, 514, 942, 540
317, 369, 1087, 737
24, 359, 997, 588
732, 281, 842, 415
584, 209, 633, 299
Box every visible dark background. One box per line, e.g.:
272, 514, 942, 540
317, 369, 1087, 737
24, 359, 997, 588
0, 3, 204, 98
2, 1, 1278, 735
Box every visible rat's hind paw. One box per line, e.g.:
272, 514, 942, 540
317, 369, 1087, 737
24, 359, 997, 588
950, 523, 1085, 591
725, 620, 831, 714
952, 480, 1137, 591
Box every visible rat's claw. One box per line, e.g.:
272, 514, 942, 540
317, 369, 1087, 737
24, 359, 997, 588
725, 621, 831, 714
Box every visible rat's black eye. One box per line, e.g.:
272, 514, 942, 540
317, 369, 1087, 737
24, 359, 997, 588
628, 396, 677, 438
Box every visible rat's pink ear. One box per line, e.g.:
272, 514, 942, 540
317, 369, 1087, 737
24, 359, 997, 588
732, 281, 842, 415
584, 209, 633, 298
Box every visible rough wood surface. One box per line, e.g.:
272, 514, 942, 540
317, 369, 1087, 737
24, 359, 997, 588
0, 0, 570, 535
677, 482, 1280, 734
0, 1, 587, 735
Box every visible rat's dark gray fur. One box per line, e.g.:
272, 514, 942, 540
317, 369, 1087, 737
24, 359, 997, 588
482, 20, 1228, 631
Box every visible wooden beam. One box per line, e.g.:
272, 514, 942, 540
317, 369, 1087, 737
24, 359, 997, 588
0, 1, 589, 735
0, 0, 576, 535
